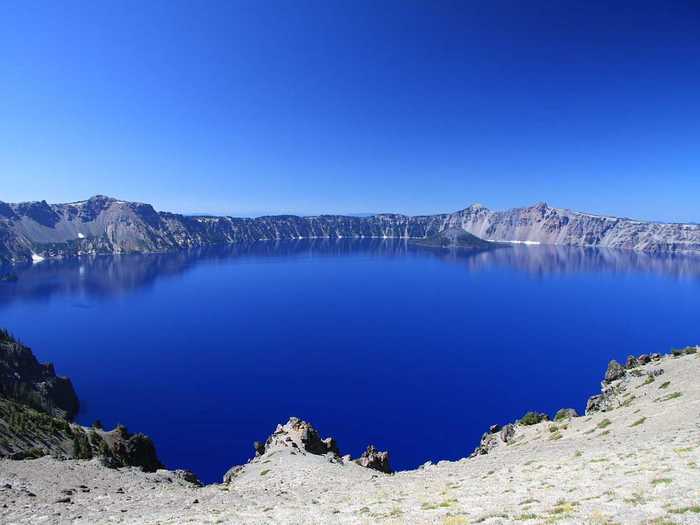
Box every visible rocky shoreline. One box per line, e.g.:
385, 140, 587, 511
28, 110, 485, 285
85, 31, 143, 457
1, 331, 699, 523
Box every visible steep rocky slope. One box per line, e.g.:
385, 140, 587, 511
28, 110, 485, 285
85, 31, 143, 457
2, 348, 699, 524
0, 330, 163, 472
1, 196, 699, 264
0, 330, 78, 420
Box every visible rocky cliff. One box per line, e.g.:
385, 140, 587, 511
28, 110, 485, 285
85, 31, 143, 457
0, 329, 79, 420
0, 328, 164, 473
1, 195, 699, 264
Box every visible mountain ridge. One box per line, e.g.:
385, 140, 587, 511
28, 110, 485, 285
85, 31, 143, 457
1, 195, 699, 264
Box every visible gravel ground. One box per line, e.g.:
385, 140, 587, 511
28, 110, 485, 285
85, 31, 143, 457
1, 352, 699, 524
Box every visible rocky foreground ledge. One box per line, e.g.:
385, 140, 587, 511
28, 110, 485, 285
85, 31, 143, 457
1, 345, 700, 524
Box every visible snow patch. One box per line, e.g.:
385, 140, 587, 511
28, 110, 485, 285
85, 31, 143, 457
488, 239, 542, 245
31, 253, 45, 263
77, 232, 85, 239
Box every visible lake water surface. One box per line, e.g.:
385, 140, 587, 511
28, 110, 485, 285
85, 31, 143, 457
1, 240, 699, 482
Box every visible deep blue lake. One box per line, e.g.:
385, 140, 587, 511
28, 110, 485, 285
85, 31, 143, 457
1, 240, 699, 482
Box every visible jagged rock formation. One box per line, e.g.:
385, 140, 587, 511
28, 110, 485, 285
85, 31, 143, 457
0, 329, 78, 420
1, 195, 700, 264
353, 445, 392, 474
223, 417, 391, 483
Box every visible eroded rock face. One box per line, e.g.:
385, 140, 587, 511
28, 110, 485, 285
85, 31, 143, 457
354, 445, 392, 474
0, 330, 79, 420
604, 360, 626, 383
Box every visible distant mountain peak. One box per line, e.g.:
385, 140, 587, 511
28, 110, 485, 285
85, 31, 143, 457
87, 194, 117, 203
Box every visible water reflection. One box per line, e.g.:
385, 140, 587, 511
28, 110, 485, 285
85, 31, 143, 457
1, 240, 699, 308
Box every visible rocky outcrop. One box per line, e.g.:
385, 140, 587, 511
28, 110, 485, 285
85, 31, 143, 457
0, 329, 79, 420
2, 196, 700, 264
470, 423, 518, 457
223, 417, 391, 482
99, 425, 163, 472
585, 352, 675, 415
354, 445, 392, 474
604, 360, 626, 383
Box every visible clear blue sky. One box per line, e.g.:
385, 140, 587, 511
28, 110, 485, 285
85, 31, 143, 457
1, 1, 699, 220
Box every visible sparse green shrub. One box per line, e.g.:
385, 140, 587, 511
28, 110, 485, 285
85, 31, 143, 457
554, 408, 578, 421
651, 478, 672, 485
519, 412, 548, 426
72, 429, 93, 459
597, 419, 612, 429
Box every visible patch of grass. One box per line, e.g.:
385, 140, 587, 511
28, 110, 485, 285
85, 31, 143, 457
655, 392, 682, 402
473, 513, 509, 523
442, 517, 468, 525
630, 417, 646, 427
640, 375, 655, 386
669, 506, 700, 514
600, 429, 611, 436
259, 469, 271, 476
549, 424, 559, 433
515, 513, 539, 521
597, 419, 612, 429
421, 502, 439, 510
650, 478, 672, 486
673, 446, 693, 454
621, 395, 636, 407
658, 381, 671, 389
645, 518, 677, 525
623, 491, 645, 505
573, 450, 582, 458
550, 500, 578, 515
